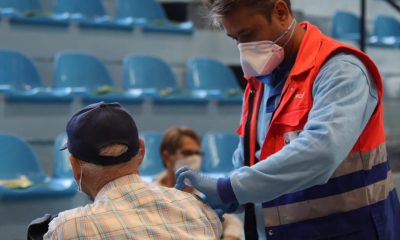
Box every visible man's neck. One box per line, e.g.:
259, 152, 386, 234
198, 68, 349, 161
283, 23, 306, 62
87, 169, 139, 200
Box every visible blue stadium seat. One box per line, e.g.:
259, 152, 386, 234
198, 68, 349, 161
54, 0, 106, 19
54, 52, 144, 104
0, 49, 73, 103
369, 16, 400, 48
186, 57, 243, 104
332, 11, 361, 41
0, 134, 76, 200
116, 0, 194, 35
139, 131, 165, 182
53, 133, 74, 179
53, 0, 133, 30
53, 0, 131, 30
0, 0, 41, 15
201, 132, 238, 177
117, 0, 166, 21
123, 55, 207, 104
0, 0, 69, 27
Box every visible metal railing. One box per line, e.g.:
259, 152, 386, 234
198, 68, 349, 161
385, 0, 400, 13
359, 0, 400, 52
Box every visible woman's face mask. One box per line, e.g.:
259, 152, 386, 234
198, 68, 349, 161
173, 150, 202, 172
238, 18, 297, 78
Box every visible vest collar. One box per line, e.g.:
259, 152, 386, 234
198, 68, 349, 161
289, 22, 323, 78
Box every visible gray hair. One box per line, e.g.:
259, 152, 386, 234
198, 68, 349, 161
203, 0, 292, 27
99, 144, 128, 157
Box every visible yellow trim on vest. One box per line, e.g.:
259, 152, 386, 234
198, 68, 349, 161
332, 144, 387, 178
264, 171, 394, 227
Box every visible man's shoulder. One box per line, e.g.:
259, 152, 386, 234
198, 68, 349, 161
147, 184, 199, 202
324, 53, 368, 71
44, 201, 108, 239
47, 204, 91, 232
146, 185, 219, 218
315, 52, 373, 87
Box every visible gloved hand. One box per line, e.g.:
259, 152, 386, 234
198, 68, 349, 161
175, 166, 223, 208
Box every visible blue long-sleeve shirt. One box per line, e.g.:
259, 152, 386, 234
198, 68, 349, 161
219, 53, 378, 239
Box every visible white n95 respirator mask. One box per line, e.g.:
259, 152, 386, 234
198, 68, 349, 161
238, 18, 297, 77
174, 155, 202, 172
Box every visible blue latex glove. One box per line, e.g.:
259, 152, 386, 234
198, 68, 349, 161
175, 166, 223, 208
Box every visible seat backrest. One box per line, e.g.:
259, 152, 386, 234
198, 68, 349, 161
116, 0, 166, 21
53, 0, 106, 18
186, 57, 240, 91
0, 49, 43, 90
53, 133, 73, 179
373, 15, 400, 37
0, 134, 44, 179
0, 0, 41, 13
201, 132, 238, 173
332, 11, 360, 38
54, 52, 114, 90
123, 55, 178, 90
139, 131, 164, 176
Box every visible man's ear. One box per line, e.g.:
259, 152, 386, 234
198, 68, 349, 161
273, 0, 291, 23
69, 155, 81, 181
136, 139, 145, 167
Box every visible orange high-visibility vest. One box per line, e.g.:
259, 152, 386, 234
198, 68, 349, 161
237, 22, 399, 239
237, 22, 385, 164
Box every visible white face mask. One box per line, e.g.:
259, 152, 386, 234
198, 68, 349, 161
238, 18, 297, 77
173, 155, 202, 172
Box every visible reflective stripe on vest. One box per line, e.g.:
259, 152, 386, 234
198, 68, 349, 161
333, 144, 387, 178
264, 171, 394, 227
263, 144, 391, 227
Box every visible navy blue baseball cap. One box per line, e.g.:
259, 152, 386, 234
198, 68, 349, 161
61, 102, 139, 166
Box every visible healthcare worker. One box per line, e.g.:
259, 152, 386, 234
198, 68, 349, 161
175, 0, 400, 239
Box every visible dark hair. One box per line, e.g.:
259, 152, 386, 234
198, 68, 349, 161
160, 127, 200, 166
204, 0, 292, 26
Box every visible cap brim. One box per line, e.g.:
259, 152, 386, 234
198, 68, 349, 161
60, 141, 68, 151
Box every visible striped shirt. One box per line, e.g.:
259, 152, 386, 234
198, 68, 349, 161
44, 174, 222, 239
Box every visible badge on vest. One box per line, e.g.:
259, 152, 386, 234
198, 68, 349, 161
284, 130, 302, 145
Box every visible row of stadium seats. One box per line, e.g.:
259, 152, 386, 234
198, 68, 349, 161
0, 0, 194, 34
332, 11, 400, 48
0, 49, 243, 104
0, 132, 238, 200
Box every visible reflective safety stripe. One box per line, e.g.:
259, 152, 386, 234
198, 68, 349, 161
264, 171, 394, 227
332, 144, 387, 178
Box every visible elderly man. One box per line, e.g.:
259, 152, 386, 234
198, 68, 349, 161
43, 102, 222, 239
